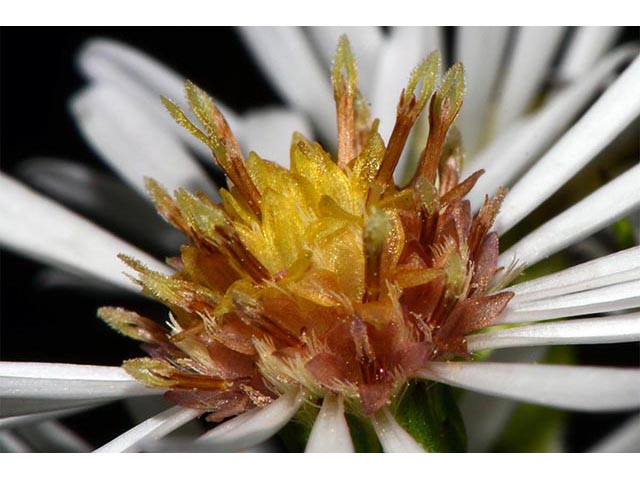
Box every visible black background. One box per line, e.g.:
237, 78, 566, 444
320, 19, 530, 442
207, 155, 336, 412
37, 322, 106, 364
1, 27, 638, 451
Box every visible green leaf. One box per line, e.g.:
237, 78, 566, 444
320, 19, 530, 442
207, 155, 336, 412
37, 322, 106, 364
393, 380, 467, 452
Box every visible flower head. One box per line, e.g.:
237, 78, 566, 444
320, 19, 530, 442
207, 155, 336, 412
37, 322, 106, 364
103, 38, 515, 423
1, 27, 639, 453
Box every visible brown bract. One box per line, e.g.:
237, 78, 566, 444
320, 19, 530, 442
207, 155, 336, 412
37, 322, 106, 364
99, 37, 514, 419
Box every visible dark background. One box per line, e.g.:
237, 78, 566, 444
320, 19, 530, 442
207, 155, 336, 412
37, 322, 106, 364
1, 27, 638, 451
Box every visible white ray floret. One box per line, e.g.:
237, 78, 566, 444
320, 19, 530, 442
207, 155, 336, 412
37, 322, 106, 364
0, 405, 98, 430
71, 83, 218, 199
495, 54, 640, 235
466, 46, 639, 208
558, 27, 623, 82
16, 157, 180, 251
238, 108, 313, 167
95, 406, 200, 453
0, 174, 172, 291
458, 347, 548, 452
500, 163, 640, 268
467, 312, 640, 351
0, 430, 31, 453
0, 362, 160, 401
370, 407, 426, 453
495, 280, 640, 325
589, 414, 640, 453
418, 362, 640, 411
237, 27, 335, 141
77, 38, 239, 156
196, 390, 303, 452
507, 246, 640, 302
455, 26, 510, 155
18, 420, 92, 452
305, 394, 354, 453
493, 26, 566, 132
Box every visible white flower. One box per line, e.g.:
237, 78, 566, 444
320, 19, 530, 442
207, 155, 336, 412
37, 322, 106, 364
1, 27, 639, 453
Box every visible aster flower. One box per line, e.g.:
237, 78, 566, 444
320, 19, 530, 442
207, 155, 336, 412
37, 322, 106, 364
1, 27, 639, 453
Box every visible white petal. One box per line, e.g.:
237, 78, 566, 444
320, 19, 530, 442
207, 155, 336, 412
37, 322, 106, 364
558, 27, 623, 82
468, 312, 640, 351
493, 27, 566, 132
305, 395, 354, 453
589, 414, 640, 453
0, 362, 160, 400
507, 246, 640, 302
237, 27, 334, 141
418, 362, 640, 411
455, 27, 510, 155
500, 163, 640, 268
370, 407, 426, 453
0, 174, 172, 291
495, 54, 640, 235
239, 108, 313, 167
70, 83, 218, 199
0, 398, 107, 418
0, 405, 96, 429
496, 280, 640, 325
77, 38, 239, 157
466, 46, 639, 209
19, 420, 91, 452
459, 347, 547, 452
0, 431, 31, 453
196, 390, 303, 451
306, 26, 384, 97
371, 27, 442, 145
95, 406, 200, 453
17, 157, 181, 251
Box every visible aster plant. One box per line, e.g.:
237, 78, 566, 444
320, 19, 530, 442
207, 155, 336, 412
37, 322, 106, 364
1, 27, 639, 453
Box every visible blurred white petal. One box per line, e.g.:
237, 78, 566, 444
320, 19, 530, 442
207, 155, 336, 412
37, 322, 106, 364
494, 27, 566, 132
240, 108, 313, 167
95, 406, 200, 453
455, 26, 510, 155
0, 174, 172, 291
495, 54, 640, 235
0, 431, 31, 453
17, 157, 182, 251
305, 394, 354, 453
71, 84, 218, 199
237, 27, 334, 141
466, 46, 639, 208
196, 390, 302, 451
496, 280, 640, 324
18, 420, 91, 452
77, 38, 239, 157
558, 27, 623, 82
468, 312, 640, 351
371, 407, 426, 453
589, 414, 640, 452
418, 362, 640, 411
0, 405, 96, 429
459, 347, 547, 452
500, 163, 640, 267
